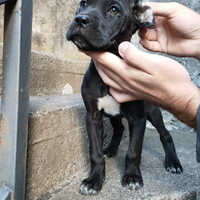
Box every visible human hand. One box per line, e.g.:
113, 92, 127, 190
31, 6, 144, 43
139, 2, 200, 60
85, 42, 200, 128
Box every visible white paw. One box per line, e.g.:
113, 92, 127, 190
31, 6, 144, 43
79, 184, 98, 195
126, 182, 141, 190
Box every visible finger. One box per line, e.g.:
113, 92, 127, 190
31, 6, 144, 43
87, 51, 125, 73
85, 47, 149, 78
84, 51, 120, 65
139, 39, 162, 52
88, 45, 154, 84
83, 51, 127, 90
147, 2, 181, 17
89, 51, 132, 82
94, 60, 124, 91
109, 88, 138, 103
82, 51, 123, 80
139, 28, 157, 41
119, 42, 158, 74
138, 27, 147, 38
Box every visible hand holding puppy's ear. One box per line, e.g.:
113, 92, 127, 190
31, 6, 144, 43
139, 2, 200, 59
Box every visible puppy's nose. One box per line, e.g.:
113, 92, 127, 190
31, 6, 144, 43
75, 15, 90, 27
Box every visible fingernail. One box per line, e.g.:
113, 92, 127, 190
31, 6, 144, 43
119, 42, 129, 55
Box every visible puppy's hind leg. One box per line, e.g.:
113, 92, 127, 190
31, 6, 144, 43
145, 102, 183, 174
103, 118, 124, 158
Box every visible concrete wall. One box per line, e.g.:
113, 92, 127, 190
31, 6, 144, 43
31, 0, 89, 61
0, 0, 89, 61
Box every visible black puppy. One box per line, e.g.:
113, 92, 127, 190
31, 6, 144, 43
67, 0, 183, 195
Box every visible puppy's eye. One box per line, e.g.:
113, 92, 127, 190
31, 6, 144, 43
80, 0, 87, 8
109, 6, 119, 15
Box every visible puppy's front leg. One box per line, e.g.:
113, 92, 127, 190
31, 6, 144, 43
122, 115, 146, 190
79, 111, 105, 195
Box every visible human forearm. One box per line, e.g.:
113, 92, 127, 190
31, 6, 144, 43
164, 84, 200, 129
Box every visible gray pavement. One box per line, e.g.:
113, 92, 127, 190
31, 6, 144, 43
49, 129, 200, 200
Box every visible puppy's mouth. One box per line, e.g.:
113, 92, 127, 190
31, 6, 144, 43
72, 35, 89, 48
67, 25, 115, 52
68, 32, 96, 51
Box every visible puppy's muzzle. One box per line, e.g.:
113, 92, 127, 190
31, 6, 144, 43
75, 15, 90, 27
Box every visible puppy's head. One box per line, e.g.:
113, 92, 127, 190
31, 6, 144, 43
67, 0, 154, 52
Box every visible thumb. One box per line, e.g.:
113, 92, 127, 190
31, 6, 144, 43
119, 42, 137, 57
119, 42, 142, 63
119, 42, 152, 72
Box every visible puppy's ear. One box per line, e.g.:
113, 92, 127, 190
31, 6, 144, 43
132, 0, 155, 27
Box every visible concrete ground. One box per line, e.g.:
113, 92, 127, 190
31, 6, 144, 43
48, 129, 200, 200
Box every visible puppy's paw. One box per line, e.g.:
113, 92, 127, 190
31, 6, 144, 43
165, 155, 183, 174
103, 148, 117, 158
79, 184, 98, 195
166, 162, 183, 174
79, 178, 102, 195
122, 174, 143, 190
103, 144, 118, 158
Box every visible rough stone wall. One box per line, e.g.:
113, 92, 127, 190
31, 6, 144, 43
0, 0, 89, 61
31, 0, 89, 61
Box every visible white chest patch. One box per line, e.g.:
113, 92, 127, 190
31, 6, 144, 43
97, 95, 120, 116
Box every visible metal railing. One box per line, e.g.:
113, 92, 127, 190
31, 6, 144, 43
0, 0, 32, 199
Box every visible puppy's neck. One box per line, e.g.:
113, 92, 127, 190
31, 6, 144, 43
108, 48, 122, 58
